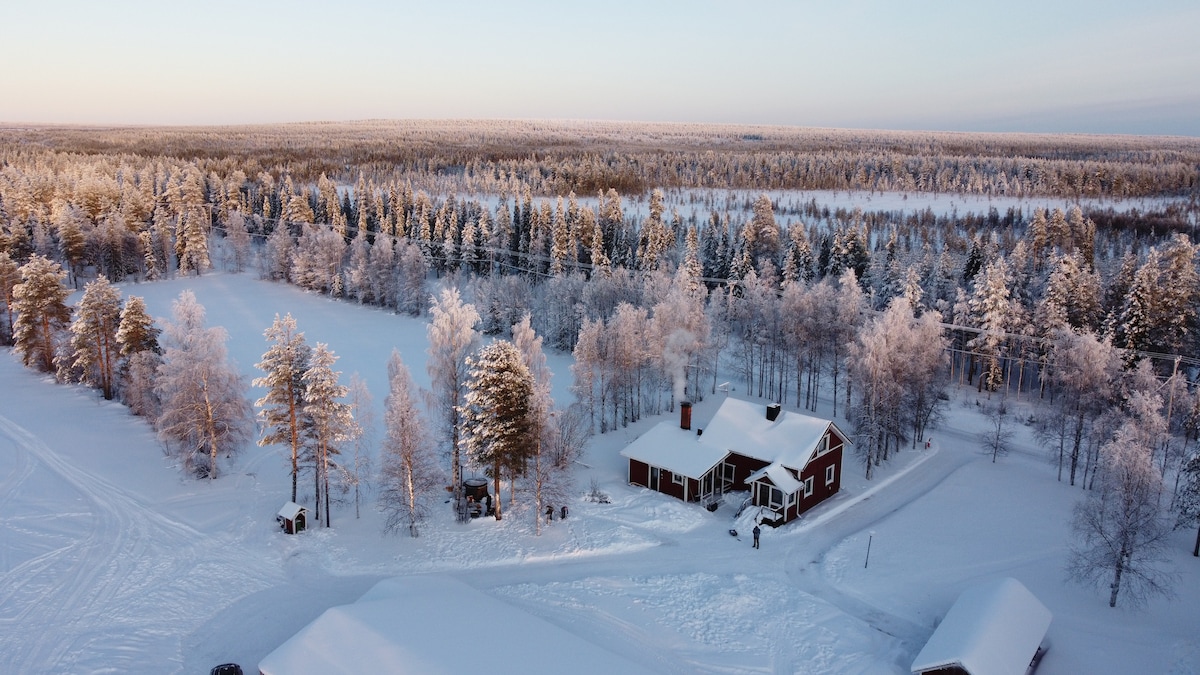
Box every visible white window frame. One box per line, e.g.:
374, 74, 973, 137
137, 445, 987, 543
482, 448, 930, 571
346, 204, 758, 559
787, 490, 798, 507
804, 476, 814, 498
816, 435, 829, 456
672, 472, 684, 486
825, 464, 836, 486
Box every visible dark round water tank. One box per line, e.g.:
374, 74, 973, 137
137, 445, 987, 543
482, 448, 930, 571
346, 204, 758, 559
463, 478, 489, 501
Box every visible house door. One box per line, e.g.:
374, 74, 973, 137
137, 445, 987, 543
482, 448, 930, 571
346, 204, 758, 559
650, 467, 661, 491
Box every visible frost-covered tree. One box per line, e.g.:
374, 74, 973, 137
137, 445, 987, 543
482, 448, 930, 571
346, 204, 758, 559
343, 373, 373, 520
223, 210, 251, 273
0, 251, 21, 344
380, 350, 442, 537
848, 297, 942, 478
253, 314, 312, 502
1046, 330, 1121, 485
155, 291, 252, 479
65, 275, 122, 399
115, 295, 161, 418
301, 343, 355, 527
968, 257, 1013, 392
12, 254, 72, 373
1068, 416, 1176, 607
426, 287, 480, 522
1176, 450, 1200, 557
460, 340, 535, 521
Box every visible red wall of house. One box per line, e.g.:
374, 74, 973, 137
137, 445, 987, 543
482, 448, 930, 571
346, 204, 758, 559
727, 454, 769, 490
627, 460, 687, 500
797, 445, 842, 517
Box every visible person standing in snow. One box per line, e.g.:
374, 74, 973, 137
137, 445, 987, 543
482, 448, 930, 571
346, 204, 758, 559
752, 524, 761, 549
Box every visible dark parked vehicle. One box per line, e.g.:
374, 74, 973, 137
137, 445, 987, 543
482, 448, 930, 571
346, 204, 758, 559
211, 664, 243, 675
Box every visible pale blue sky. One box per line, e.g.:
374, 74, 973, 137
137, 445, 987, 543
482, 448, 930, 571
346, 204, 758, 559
2, 0, 1197, 135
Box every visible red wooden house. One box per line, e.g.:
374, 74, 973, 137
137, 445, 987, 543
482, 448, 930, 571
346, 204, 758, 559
620, 398, 848, 526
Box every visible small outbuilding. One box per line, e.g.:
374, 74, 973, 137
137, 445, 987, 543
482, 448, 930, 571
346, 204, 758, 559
911, 577, 1052, 675
277, 501, 307, 534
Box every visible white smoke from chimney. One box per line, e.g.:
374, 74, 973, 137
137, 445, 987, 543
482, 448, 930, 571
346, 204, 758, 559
663, 328, 696, 403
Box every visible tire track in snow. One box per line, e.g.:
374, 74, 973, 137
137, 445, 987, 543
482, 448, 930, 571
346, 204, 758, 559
0, 413, 278, 673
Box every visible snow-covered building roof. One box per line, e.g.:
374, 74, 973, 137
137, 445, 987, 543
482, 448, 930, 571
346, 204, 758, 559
620, 398, 845, 481
277, 501, 305, 520
910, 577, 1052, 675
258, 576, 658, 675
700, 397, 843, 469
746, 463, 803, 494
619, 420, 729, 478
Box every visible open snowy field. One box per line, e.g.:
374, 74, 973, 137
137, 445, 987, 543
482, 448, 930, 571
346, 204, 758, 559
1, 273, 1197, 674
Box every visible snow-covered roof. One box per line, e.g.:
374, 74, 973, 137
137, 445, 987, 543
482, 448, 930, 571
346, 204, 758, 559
746, 462, 803, 494
620, 398, 843, 479
700, 398, 841, 469
619, 420, 730, 478
258, 576, 658, 675
910, 577, 1052, 675
277, 501, 305, 520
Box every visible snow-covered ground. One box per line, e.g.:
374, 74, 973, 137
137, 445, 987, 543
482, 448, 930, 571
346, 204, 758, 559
1, 273, 1197, 674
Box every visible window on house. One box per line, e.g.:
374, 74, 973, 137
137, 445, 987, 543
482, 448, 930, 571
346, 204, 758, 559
787, 491, 797, 507
804, 476, 814, 498
672, 472, 684, 485
816, 436, 829, 456
825, 464, 836, 486
771, 487, 784, 507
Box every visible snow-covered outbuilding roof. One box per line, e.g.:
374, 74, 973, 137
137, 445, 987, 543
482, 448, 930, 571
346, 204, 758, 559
910, 577, 1052, 675
619, 421, 729, 478
277, 501, 305, 520
619, 398, 844, 481
258, 576, 657, 675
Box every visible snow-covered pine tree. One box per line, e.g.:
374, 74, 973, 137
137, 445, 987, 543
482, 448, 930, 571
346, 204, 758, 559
253, 313, 312, 503
12, 254, 72, 374
426, 288, 481, 522
379, 350, 442, 537
65, 275, 122, 399
967, 257, 1012, 392
154, 291, 252, 479
460, 340, 535, 522
301, 343, 355, 527
115, 295, 162, 418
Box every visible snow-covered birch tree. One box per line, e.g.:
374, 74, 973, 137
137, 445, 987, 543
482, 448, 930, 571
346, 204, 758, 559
155, 291, 252, 479
1067, 412, 1176, 607
379, 350, 442, 537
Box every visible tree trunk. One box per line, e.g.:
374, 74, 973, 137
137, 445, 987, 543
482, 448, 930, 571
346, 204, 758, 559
1109, 549, 1126, 608
493, 461, 503, 521
1193, 523, 1199, 557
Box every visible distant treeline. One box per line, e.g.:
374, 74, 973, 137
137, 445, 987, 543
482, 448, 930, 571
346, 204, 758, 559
2, 120, 1198, 200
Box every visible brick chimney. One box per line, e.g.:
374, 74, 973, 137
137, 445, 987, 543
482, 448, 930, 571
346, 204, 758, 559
680, 401, 692, 430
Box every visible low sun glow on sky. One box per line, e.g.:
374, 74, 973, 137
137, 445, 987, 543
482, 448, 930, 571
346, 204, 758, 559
2, 0, 1198, 135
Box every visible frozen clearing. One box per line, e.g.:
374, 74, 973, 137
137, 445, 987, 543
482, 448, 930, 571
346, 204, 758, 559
0, 273, 1197, 674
